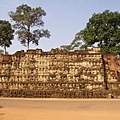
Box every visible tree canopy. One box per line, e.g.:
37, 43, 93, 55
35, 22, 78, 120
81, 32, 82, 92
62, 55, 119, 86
61, 10, 120, 54
0, 20, 14, 54
60, 38, 83, 51
9, 4, 50, 50
60, 30, 87, 51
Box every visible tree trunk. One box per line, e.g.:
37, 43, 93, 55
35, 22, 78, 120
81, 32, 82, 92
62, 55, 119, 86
27, 26, 30, 50
27, 41, 29, 50
4, 44, 6, 55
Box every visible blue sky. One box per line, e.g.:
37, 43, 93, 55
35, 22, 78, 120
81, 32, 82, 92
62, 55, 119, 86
0, 0, 120, 54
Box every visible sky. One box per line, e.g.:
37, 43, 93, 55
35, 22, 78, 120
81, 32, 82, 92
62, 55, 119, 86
0, 0, 120, 54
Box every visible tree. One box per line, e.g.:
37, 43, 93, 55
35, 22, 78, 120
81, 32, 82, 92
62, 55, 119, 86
60, 30, 88, 51
61, 37, 83, 51
0, 20, 14, 54
9, 4, 50, 50
75, 10, 120, 54
60, 44, 72, 51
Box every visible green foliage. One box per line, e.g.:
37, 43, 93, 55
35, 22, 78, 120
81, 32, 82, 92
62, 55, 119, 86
9, 4, 50, 49
60, 30, 88, 51
77, 10, 120, 54
60, 44, 72, 51
60, 31, 83, 51
0, 20, 14, 54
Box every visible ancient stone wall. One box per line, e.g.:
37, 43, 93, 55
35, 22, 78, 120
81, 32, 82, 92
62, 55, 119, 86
0, 48, 120, 98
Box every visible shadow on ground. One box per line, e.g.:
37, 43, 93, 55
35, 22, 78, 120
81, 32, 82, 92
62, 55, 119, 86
0, 106, 3, 109
0, 113, 4, 115
0, 106, 5, 120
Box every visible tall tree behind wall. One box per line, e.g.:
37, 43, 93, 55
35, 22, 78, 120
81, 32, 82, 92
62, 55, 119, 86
0, 20, 14, 55
61, 10, 120, 54
76, 10, 120, 55
9, 4, 50, 50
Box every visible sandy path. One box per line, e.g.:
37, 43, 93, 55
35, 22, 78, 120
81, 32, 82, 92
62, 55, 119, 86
0, 98, 120, 120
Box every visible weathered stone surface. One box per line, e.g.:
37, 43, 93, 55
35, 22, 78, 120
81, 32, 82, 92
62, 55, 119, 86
0, 48, 120, 98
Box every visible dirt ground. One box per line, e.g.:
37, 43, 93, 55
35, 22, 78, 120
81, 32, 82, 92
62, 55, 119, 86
0, 98, 120, 120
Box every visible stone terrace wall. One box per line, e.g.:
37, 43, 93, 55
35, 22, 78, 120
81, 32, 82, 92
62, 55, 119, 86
0, 48, 120, 98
